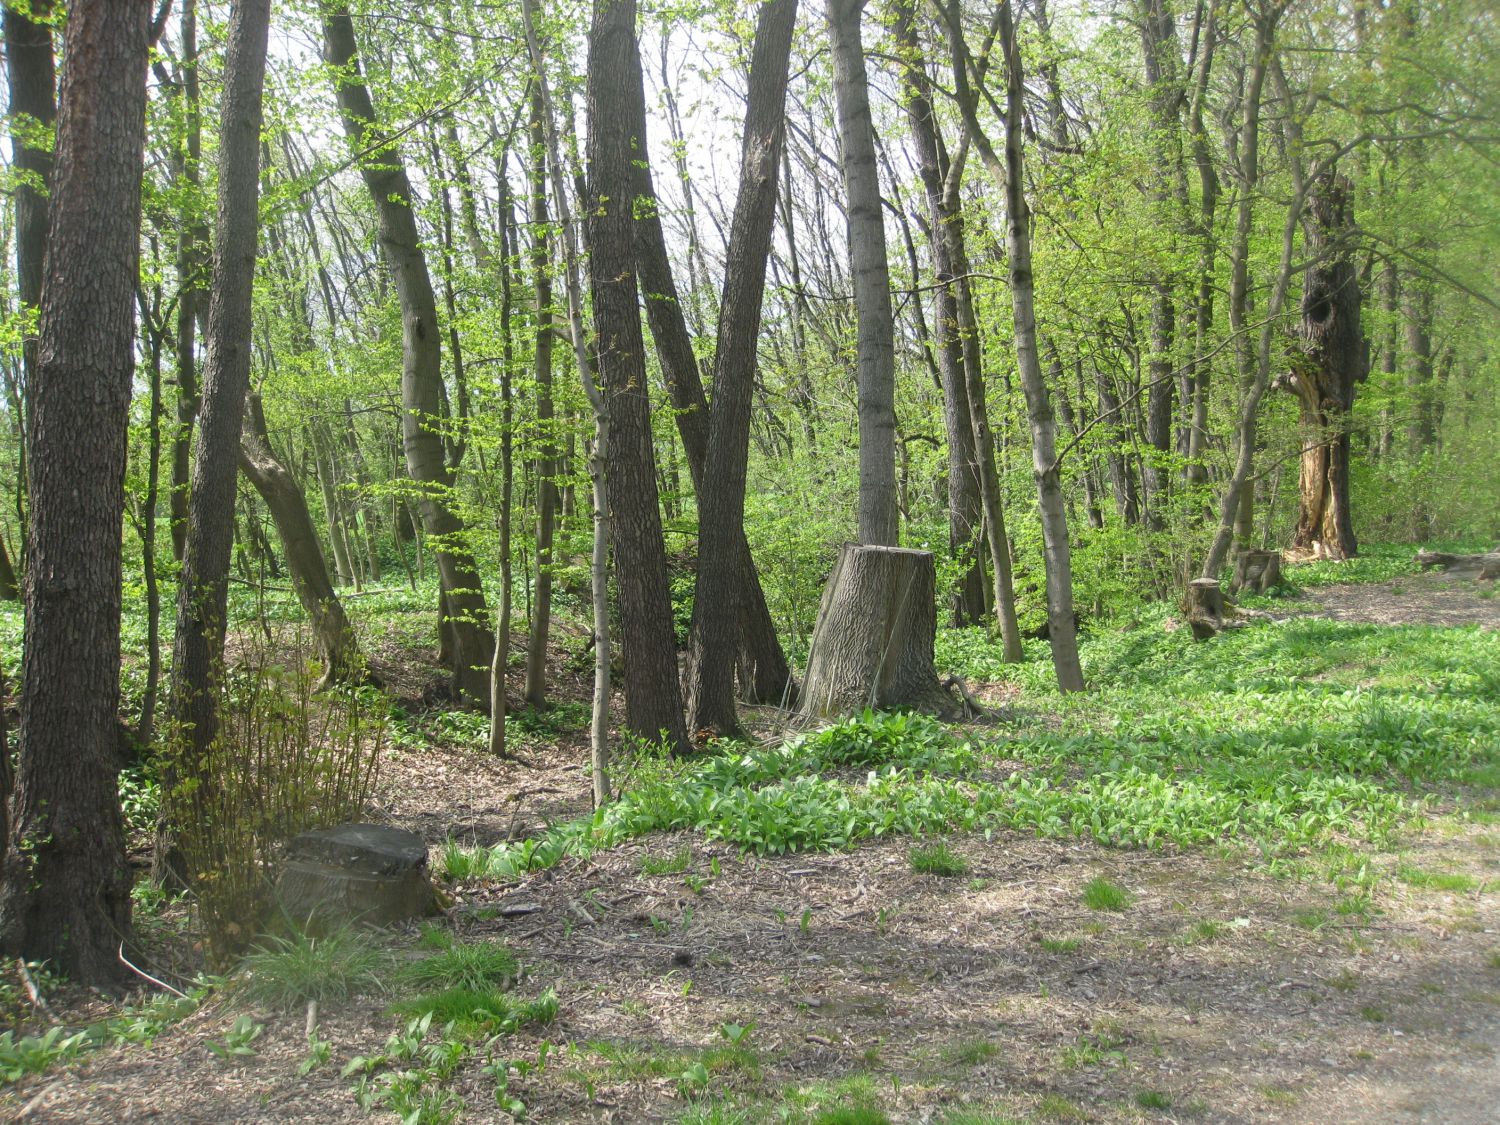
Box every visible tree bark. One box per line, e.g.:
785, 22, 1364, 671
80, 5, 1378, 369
0, 0, 151, 986
799, 545, 957, 720
322, 6, 492, 706
946, 0, 1083, 691
239, 394, 362, 683
892, 0, 985, 626
681, 0, 798, 738
585, 0, 689, 754
157, 0, 273, 885
522, 82, 559, 711
3, 0, 54, 402
628, 51, 794, 709
1287, 171, 1363, 560
828, 0, 899, 547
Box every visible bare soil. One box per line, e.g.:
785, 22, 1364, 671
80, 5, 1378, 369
5, 570, 1498, 1125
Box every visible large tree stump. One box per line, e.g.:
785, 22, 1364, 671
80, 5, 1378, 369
799, 544, 957, 720
1184, 578, 1228, 640
277, 823, 435, 930
1231, 549, 1284, 595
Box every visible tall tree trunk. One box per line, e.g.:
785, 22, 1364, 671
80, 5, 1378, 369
584, 0, 689, 753
1286, 171, 1363, 559
239, 394, 362, 683
168, 0, 205, 565
489, 192, 518, 758
3, 0, 53, 410
158, 0, 273, 884
947, 0, 1083, 691
0, 0, 150, 986
1404, 277, 1435, 455
628, 56, 794, 708
680, 0, 798, 738
828, 0, 899, 547
322, 6, 491, 706
522, 83, 559, 711
892, 0, 985, 627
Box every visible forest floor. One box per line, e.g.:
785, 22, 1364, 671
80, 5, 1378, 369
3, 554, 1499, 1125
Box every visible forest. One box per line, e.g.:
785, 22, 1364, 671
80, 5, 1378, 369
0, 0, 1497, 1121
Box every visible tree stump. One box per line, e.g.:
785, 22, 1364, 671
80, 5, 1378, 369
1482, 556, 1500, 582
1231, 549, 1283, 595
1184, 578, 1228, 640
798, 544, 957, 720
277, 823, 435, 930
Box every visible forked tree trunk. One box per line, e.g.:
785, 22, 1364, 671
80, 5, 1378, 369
799, 545, 956, 720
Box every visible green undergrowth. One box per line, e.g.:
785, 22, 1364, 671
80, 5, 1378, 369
437, 611, 1498, 883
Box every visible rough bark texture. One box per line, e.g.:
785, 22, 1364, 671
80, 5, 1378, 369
0, 0, 151, 986
323, 7, 491, 705
828, 0, 899, 547
161, 0, 273, 882
799, 545, 956, 720
682, 0, 798, 737
585, 0, 688, 754
629, 46, 794, 708
1287, 172, 1363, 561
239, 394, 362, 683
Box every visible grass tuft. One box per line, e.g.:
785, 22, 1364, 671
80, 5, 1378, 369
909, 841, 969, 877
1082, 877, 1131, 912
238, 924, 390, 1010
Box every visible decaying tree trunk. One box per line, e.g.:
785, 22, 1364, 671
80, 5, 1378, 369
1416, 549, 1500, 580
799, 545, 957, 721
1285, 171, 1363, 560
1231, 549, 1283, 595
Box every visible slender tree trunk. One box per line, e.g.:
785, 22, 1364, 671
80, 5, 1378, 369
520, 0, 615, 782
158, 0, 273, 884
947, 0, 1083, 690
584, 0, 689, 753
239, 394, 362, 683
681, 0, 798, 738
828, 0, 899, 547
168, 0, 205, 565
323, 6, 491, 705
3, 0, 53, 428
523, 83, 559, 711
0, 0, 151, 986
893, 0, 985, 627
489, 191, 517, 758
135, 290, 167, 749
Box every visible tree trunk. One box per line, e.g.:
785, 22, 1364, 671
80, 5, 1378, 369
681, 0, 798, 738
323, 7, 491, 706
585, 0, 689, 754
0, 0, 150, 986
157, 0, 272, 885
239, 394, 362, 683
947, 0, 1083, 691
1183, 577, 1226, 640
828, 0, 899, 547
799, 545, 956, 720
892, 0, 985, 627
522, 83, 558, 711
1287, 172, 1363, 560
3, 0, 54, 401
628, 54, 794, 709
1231, 548, 1283, 595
